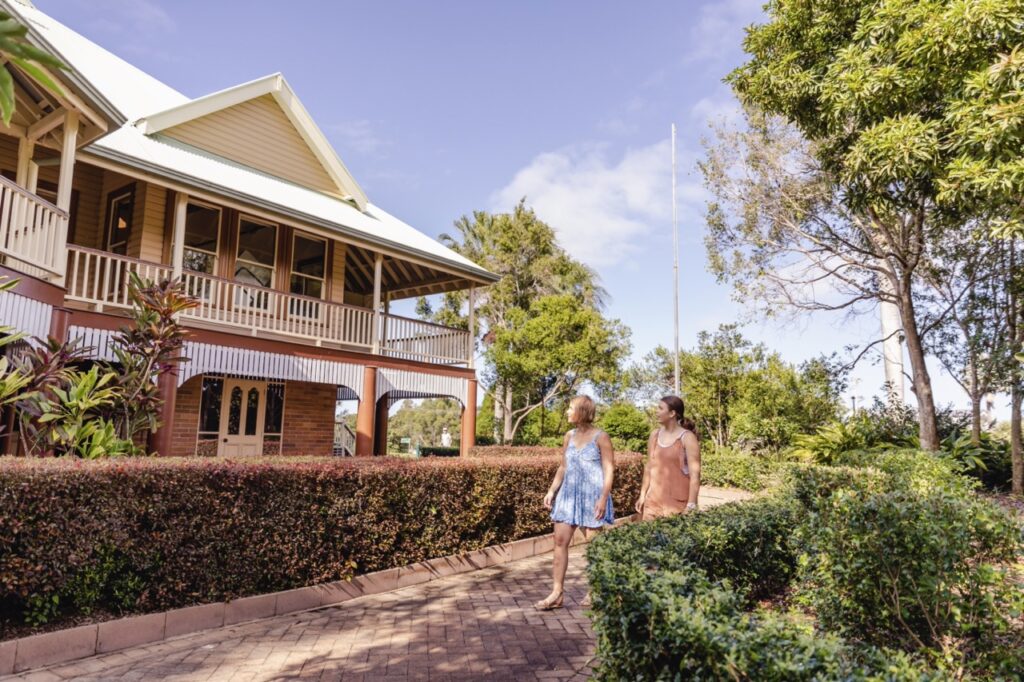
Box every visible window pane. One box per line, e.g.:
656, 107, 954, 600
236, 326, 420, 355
264, 383, 284, 435
227, 387, 242, 435
245, 388, 260, 436
108, 194, 132, 253
184, 249, 216, 274
292, 236, 325, 278
237, 219, 276, 267
235, 262, 273, 289
199, 377, 224, 433
185, 204, 220, 252
290, 274, 322, 299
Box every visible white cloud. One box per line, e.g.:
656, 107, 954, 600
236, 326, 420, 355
683, 0, 765, 65
689, 90, 743, 128
327, 119, 392, 156
82, 0, 175, 34
492, 140, 706, 268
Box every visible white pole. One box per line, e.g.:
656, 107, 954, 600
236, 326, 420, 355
672, 123, 680, 395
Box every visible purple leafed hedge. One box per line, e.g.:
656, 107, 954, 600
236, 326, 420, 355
0, 454, 643, 637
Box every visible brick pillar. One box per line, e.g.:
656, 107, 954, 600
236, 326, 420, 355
373, 395, 390, 456
355, 366, 377, 456
146, 350, 180, 456
47, 306, 71, 343
460, 379, 477, 457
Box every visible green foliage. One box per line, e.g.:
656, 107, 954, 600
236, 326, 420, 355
730, 0, 1024, 228
387, 398, 461, 453
488, 294, 630, 439
789, 452, 1023, 669
9, 276, 195, 457
588, 449, 1023, 679
100, 275, 198, 451
417, 446, 459, 457
700, 448, 788, 491
421, 201, 626, 444
586, 496, 939, 681
597, 402, 650, 453
36, 367, 133, 459
0, 454, 645, 634
941, 430, 1013, 490
0, 13, 65, 126
624, 328, 846, 453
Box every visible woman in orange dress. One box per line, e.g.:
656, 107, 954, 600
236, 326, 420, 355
635, 395, 701, 520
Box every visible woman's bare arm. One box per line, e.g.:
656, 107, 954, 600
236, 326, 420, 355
684, 431, 701, 508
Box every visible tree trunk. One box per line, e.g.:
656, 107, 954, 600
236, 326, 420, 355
493, 385, 504, 444
502, 385, 514, 444
897, 280, 939, 450
970, 394, 982, 445
968, 359, 982, 444
1012, 385, 1023, 497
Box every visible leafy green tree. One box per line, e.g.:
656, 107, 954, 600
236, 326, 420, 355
386, 398, 461, 453
598, 402, 651, 453
488, 294, 630, 443
621, 326, 846, 453
714, 0, 1024, 450
420, 200, 612, 442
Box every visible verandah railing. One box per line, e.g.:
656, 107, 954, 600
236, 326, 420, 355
0, 175, 69, 280
64, 245, 471, 365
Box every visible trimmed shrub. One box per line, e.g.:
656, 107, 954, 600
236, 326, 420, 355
789, 451, 1023, 668
700, 449, 788, 491
0, 454, 644, 636
586, 496, 937, 680
588, 449, 1023, 679
417, 446, 460, 457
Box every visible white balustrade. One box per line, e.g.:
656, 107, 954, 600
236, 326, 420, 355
0, 175, 69, 279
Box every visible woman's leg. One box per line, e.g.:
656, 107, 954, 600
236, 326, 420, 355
536, 522, 575, 607
551, 522, 576, 595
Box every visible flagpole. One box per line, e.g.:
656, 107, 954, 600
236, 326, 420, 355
672, 123, 680, 395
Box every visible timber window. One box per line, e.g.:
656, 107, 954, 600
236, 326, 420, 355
183, 202, 221, 274
105, 185, 135, 255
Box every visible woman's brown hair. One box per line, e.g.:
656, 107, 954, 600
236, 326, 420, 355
569, 395, 596, 427
661, 395, 697, 435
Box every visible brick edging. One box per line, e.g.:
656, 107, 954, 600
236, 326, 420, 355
0, 515, 634, 676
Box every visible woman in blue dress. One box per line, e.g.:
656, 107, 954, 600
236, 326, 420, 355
536, 394, 615, 610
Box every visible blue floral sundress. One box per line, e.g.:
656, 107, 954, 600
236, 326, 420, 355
550, 429, 614, 528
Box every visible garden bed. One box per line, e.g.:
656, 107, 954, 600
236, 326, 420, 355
0, 454, 644, 639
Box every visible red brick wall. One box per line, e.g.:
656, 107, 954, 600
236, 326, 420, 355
281, 380, 335, 456
166, 377, 334, 457
170, 375, 202, 457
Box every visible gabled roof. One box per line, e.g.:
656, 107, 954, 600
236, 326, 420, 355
136, 74, 368, 210
3, 0, 497, 285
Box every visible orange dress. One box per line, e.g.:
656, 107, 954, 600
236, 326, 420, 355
640, 429, 692, 520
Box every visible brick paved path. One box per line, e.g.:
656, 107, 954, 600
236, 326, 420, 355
6, 487, 751, 682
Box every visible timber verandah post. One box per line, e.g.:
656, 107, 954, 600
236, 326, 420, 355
149, 193, 189, 456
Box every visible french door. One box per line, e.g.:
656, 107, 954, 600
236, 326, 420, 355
218, 379, 266, 456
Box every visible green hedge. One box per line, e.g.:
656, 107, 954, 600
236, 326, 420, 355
417, 446, 460, 457
587, 450, 1024, 680
1, 454, 644, 636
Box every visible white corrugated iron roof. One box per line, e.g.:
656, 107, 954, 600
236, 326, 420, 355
6, 1, 495, 282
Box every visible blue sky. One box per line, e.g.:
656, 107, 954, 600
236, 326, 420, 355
36, 0, 997, 418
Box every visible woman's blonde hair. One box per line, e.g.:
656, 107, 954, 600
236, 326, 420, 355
569, 395, 596, 426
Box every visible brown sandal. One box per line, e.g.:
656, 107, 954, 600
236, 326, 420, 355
534, 592, 564, 611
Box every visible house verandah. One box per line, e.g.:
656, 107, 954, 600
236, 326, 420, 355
0, 0, 493, 459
